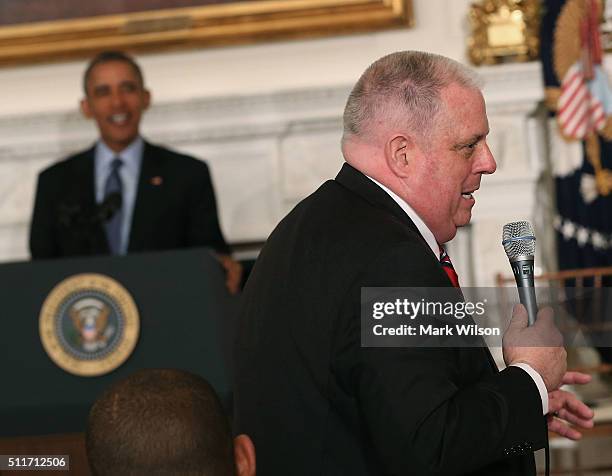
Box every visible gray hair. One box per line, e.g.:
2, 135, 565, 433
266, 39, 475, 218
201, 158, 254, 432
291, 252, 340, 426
342, 51, 482, 144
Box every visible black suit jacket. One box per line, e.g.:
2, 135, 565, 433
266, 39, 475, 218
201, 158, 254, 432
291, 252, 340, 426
234, 163, 547, 475
29, 141, 229, 258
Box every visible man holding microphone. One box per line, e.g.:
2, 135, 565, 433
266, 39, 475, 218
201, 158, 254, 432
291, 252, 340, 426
234, 51, 593, 475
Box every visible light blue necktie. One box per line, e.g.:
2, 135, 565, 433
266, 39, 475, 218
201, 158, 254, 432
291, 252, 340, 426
103, 158, 123, 255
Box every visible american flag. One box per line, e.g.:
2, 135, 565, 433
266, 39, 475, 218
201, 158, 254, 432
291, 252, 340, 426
558, 62, 606, 139
557, 0, 607, 139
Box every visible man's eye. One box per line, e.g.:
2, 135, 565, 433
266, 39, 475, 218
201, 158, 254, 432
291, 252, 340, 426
459, 142, 478, 158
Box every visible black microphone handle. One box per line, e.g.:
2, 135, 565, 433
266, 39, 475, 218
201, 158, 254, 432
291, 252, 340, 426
95, 193, 122, 223
510, 257, 538, 325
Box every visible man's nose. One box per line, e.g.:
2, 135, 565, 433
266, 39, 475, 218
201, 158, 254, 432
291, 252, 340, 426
475, 143, 496, 175
110, 90, 125, 108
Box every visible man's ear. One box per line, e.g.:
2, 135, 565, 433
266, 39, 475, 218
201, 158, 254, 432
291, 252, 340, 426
385, 134, 413, 178
234, 434, 256, 476
80, 98, 93, 119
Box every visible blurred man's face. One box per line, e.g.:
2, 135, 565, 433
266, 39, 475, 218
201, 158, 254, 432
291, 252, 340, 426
81, 60, 150, 153
404, 83, 496, 243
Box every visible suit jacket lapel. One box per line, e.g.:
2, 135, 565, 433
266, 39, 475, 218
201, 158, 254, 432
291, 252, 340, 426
70, 146, 109, 254
77, 146, 97, 211
128, 141, 164, 252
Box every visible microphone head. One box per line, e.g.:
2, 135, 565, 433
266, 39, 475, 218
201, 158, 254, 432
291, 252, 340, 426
106, 192, 122, 210
502, 221, 536, 260
98, 193, 123, 222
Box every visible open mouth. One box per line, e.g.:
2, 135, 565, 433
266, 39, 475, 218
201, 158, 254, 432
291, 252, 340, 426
461, 188, 478, 200
109, 113, 129, 125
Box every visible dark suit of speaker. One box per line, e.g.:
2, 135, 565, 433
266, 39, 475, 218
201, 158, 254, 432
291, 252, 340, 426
30, 141, 229, 259
234, 163, 547, 475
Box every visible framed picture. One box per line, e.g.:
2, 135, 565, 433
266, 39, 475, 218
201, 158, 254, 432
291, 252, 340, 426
0, 0, 413, 66
467, 0, 540, 65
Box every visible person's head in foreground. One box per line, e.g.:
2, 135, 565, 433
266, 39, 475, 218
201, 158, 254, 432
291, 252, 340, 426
86, 369, 255, 476
341, 50, 497, 243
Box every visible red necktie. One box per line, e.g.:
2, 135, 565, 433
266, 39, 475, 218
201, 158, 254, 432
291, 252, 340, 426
439, 245, 460, 288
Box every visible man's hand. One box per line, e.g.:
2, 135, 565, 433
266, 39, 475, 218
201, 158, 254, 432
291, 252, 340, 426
503, 304, 567, 391
548, 371, 594, 440
217, 254, 243, 295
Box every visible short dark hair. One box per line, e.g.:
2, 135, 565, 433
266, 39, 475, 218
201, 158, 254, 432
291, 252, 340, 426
86, 369, 234, 476
83, 51, 145, 96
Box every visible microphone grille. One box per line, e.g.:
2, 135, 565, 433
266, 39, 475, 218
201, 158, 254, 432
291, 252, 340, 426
502, 221, 536, 259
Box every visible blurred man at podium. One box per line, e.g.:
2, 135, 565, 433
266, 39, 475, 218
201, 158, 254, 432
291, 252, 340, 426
29, 51, 242, 293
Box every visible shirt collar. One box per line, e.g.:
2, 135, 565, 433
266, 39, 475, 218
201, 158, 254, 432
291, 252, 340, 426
366, 175, 439, 259
95, 136, 144, 177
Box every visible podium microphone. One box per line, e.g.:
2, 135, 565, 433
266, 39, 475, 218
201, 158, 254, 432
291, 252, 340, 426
502, 221, 538, 325
96, 193, 122, 223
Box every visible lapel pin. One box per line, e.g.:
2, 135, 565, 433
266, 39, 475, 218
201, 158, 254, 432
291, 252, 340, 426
151, 176, 163, 186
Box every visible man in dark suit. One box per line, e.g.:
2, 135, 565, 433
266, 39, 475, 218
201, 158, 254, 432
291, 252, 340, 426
234, 51, 594, 475
29, 51, 241, 293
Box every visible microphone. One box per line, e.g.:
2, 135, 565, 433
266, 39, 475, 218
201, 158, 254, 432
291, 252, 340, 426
96, 193, 122, 223
502, 221, 538, 325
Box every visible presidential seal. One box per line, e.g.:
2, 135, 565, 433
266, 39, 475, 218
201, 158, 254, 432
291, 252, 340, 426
39, 273, 139, 377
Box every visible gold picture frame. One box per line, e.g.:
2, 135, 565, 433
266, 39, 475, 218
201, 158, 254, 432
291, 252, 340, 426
0, 0, 413, 66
